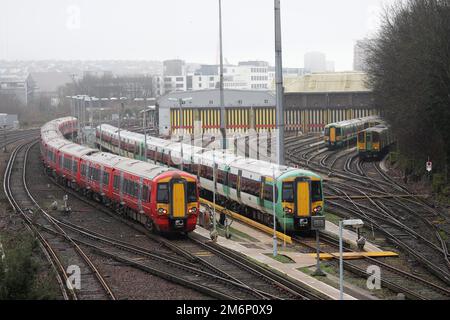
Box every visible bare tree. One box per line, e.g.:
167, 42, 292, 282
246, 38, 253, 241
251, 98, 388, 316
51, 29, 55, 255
366, 0, 450, 179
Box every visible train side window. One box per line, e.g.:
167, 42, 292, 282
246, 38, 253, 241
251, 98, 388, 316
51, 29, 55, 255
103, 172, 109, 185
282, 182, 294, 202
81, 164, 86, 177
157, 183, 169, 203
217, 170, 228, 185
142, 185, 150, 202
113, 175, 119, 190
229, 173, 237, 189
241, 177, 260, 197
263, 183, 276, 202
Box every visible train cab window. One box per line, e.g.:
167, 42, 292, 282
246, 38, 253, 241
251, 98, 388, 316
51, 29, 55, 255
282, 182, 294, 202
187, 182, 197, 203
157, 183, 169, 203
311, 181, 322, 202
358, 132, 365, 142
324, 128, 330, 136
372, 133, 380, 143
335, 128, 342, 136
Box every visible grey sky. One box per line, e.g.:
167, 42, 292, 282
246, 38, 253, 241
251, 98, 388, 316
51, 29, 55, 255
0, 0, 398, 70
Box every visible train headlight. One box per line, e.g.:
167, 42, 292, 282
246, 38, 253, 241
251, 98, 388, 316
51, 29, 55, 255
188, 207, 197, 214
313, 206, 322, 213
158, 208, 167, 215
283, 207, 293, 214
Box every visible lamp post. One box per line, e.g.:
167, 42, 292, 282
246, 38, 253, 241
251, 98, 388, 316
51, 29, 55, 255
339, 219, 364, 300
98, 107, 105, 152
169, 97, 192, 171
272, 166, 277, 257
140, 106, 153, 162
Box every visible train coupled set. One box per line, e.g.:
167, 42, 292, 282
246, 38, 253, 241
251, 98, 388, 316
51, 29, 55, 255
40, 117, 200, 234
96, 124, 325, 234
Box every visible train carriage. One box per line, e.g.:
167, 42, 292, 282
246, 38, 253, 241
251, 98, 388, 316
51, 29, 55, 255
324, 116, 381, 149
357, 124, 394, 159
40, 117, 199, 234
96, 123, 324, 233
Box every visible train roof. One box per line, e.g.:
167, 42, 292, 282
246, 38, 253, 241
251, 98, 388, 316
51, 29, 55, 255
97, 124, 322, 180
362, 124, 389, 134
59, 143, 98, 158
45, 137, 73, 150
325, 116, 380, 129
41, 130, 62, 142
84, 151, 171, 179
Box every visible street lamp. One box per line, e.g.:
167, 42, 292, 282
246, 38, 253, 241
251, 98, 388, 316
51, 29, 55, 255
272, 166, 277, 257
339, 218, 364, 300
168, 97, 192, 171
98, 107, 105, 152
140, 106, 153, 162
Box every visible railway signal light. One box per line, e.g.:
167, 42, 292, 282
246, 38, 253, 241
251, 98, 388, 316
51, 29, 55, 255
426, 161, 432, 172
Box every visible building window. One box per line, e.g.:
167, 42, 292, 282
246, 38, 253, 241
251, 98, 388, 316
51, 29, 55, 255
176, 77, 184, 82
209, 76, 214, 81
209, 100, 214, 104
199, 83, 202, 88
264, 99, 268, 104
238, 100, 242, 104
176, 83, 184, 88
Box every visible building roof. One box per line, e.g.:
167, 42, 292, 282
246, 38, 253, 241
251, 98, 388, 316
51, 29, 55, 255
28, 72, 72, 93
158, 89, 275, 109
283, 72, 371, 93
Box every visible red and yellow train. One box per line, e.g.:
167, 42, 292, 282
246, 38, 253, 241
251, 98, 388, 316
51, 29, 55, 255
40, 117, 199, 234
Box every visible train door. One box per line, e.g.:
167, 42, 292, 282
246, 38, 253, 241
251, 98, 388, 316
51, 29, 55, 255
295, 177, 311, 218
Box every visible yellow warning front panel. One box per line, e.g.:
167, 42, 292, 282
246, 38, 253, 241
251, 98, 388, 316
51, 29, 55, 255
296, 181, 310, 217
330, 127, 336, 142
172, 183, 185, 218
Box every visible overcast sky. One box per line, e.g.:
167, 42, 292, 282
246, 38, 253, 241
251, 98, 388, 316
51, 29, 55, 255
0, 0, 399, 70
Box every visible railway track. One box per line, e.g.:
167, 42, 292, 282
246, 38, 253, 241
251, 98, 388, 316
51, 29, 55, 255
293, 234, 450, 300
26, 140, 325, 300
3, 140, 116, 300
286, 136, 450, 296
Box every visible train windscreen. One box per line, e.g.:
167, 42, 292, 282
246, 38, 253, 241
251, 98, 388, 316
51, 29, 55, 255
157, 183, 169, 203
311, 181, 322, 202
187, 182, 197, 203
282, 182, 294, 202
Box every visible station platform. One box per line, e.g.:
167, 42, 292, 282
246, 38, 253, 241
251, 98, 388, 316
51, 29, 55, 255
200, 198, 383, 253
194, 225, 358, 300
308, 251, 398, 260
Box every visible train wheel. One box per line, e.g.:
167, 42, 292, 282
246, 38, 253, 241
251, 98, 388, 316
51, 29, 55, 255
145, 219, 154, 233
